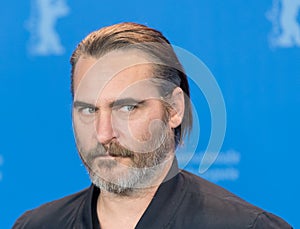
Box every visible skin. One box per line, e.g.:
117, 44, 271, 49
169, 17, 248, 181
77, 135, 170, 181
72, 49, 184, 229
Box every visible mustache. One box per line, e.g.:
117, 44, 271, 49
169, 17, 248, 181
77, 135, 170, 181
85, 141, 134, 162
106, 141, 134, 158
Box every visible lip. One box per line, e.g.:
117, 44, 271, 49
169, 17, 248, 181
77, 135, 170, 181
96, 154, 114, 158
91, 152, 131, 161
96, 154, 126, 159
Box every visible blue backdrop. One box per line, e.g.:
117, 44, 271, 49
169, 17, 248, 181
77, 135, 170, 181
1, 0, 299, 228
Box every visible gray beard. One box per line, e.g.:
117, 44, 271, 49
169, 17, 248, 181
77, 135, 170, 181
76, 127, 174, 196
88, 160, 165, 196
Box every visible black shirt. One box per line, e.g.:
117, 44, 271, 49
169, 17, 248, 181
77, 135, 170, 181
13, 160, 292, 228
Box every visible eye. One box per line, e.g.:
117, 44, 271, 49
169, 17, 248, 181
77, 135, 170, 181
78, 107, 98, 115
118, 105, 137, 112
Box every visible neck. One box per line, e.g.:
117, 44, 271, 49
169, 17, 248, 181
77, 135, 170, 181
97, 155, 174, 229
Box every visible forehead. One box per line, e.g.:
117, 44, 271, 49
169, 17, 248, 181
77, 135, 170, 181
73, 50, 161, 104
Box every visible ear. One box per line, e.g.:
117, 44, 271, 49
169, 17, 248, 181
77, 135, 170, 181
168, 87, 185, 129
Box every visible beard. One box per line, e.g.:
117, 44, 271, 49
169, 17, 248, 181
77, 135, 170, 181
76, 124, 175, 196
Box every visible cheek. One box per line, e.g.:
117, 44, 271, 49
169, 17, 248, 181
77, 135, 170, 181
129, 119, 151, 140
116, 110, 167, 144
112, 117, 146, 142
122, 117, 170, 153
73, 114, 97, 148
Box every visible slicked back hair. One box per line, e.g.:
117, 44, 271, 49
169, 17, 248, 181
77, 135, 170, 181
70, 22, 192, 147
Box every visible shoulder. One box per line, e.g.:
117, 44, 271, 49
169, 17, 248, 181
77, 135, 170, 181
174, 170, 292, 228
12, 186, 92, 229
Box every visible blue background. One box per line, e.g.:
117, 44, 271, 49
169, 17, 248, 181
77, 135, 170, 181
1, 0, 298, 228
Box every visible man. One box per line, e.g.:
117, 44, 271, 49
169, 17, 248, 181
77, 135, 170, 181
13, 22, 292, 228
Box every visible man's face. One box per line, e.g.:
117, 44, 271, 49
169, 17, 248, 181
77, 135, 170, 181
72, 50, 176, 195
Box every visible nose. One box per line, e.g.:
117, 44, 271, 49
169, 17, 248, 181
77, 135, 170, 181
95, 110, 116, 145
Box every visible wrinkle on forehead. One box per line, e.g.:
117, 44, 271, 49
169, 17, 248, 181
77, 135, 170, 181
74, 49, 155, 87
73, 49, 161, 106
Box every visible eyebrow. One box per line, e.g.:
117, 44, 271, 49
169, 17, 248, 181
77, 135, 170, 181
73, 98, 144, 109
73, 101, 96, 108
112, 98, 143, 107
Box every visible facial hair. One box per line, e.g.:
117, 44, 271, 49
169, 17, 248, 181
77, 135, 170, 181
76, 125, 175, 196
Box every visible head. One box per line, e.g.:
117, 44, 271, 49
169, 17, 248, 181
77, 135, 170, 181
70, 22, 192, 195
